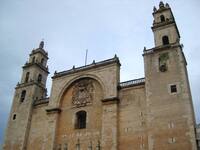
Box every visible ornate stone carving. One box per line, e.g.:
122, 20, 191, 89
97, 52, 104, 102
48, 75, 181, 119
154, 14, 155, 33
72, 79, 94, 107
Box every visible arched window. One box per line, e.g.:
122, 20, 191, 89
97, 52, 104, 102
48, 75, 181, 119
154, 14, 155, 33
160, 15, 165, 22
75, 111, 87, 129
25, 72, 30, 83
38, 74, 42, 83
41, 58, 44, 65
162, 36, 169, 45
20, 90, 26, 102
32, 56, 35, 63
13, 114, 16, 120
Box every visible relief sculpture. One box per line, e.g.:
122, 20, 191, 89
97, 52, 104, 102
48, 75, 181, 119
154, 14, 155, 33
72, 79, 94, 107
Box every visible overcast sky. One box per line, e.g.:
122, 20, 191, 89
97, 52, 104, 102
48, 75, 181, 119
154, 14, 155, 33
0, 0, 199, 146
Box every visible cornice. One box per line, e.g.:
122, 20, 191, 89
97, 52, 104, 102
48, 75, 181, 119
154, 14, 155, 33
23, 62, 49, 74
52, 56, 121, 79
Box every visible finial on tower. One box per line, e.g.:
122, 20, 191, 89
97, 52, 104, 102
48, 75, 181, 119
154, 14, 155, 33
153, 6, 157, 12
39, 40, 44, 49
159, 1, 164, 8
165, 3, 170, 8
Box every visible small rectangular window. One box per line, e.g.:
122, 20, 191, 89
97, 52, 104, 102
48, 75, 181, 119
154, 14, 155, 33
170, 85, 177, 93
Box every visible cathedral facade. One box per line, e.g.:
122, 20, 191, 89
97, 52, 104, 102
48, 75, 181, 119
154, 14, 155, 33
3, 2, 198, 150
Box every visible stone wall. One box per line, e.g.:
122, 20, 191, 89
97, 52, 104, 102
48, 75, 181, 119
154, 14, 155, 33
118, 85, 147, 150
144, 45, 197, 150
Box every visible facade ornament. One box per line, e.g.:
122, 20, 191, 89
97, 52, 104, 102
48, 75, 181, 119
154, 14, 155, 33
159, 1, 164, 8
39, 41, 44, 49
165, 3, 170, 8
153, 6, 157, 12
72, 79, 94, 107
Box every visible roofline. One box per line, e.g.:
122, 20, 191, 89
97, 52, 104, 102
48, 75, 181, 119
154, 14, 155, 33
52, 56, 121, 79
119, 77, 145, 89
143, 42, 183, 56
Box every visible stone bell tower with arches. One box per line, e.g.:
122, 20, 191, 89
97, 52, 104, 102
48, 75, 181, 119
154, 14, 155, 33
152, 2, 180, 47
143, 2, 197, 150
3, 41, 49, 150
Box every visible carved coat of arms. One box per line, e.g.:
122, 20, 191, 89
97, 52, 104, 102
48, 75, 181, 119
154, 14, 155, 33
72, 79, 94, 107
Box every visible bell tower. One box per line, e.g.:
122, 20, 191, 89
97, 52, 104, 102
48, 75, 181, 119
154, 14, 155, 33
143, 2, 197, 150
152, 1, 180, 47
3, 41, 49, 150
21, 41, 49, 100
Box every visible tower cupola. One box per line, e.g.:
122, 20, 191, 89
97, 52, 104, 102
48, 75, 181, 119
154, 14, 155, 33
152, 1, 180, 47
19, 41, 49, 99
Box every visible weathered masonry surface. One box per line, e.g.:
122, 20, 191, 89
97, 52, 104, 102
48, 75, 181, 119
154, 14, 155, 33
3, 2, 198, 150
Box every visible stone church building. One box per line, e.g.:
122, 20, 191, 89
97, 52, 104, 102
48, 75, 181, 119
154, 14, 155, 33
3, 2, 198, 150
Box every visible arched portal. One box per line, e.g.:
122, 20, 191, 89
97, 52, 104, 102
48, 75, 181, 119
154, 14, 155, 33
55, 77, 103, 149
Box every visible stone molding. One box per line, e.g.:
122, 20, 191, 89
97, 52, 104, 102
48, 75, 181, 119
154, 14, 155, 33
23, 62, 49, 74
15, 80, 46, 90
52, 57, 121, 79
101, 97, 119, 105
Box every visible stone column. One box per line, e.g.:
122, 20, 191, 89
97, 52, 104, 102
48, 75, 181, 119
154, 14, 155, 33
101, 97, 118, 150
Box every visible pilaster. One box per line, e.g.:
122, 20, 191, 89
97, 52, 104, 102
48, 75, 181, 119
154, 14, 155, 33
101, 97, 119, 150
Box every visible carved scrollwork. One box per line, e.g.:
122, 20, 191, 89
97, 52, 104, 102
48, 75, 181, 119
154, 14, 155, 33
72, 79, 94, 107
